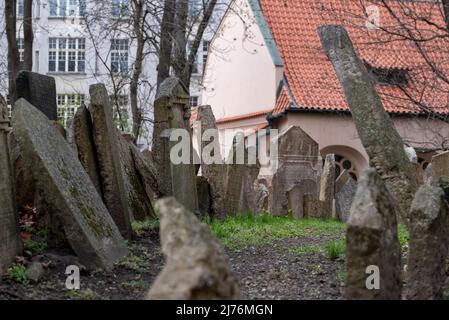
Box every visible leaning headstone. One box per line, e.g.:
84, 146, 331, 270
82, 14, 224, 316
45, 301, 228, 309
196, 105, 226, 217
269, 126, 321, 215
16, 71, 57, 121
147, 198, 240, 300
335, 170, 357, 222
12, 99, 129, 270
224, 134, 246, 215
239, 145, 261, 214
405, 183, 449, 300
288, 179, 319, 219
89, 84, 132, 239
319, 26, 418, 223
423, 164, 433, 185
73, 105, 102, 195
431, 151, 449, 180
345, 168, 402, 300
319, 154, 336, 219
0, 95, 22, 273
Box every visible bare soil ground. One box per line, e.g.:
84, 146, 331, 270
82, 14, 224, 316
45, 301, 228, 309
0, 219, 346, 300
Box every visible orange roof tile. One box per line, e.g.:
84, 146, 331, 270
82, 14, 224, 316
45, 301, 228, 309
259, 0, 449, 116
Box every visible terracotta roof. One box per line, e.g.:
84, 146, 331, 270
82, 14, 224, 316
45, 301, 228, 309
216, 109, 272, 124
258, 0, 449, 116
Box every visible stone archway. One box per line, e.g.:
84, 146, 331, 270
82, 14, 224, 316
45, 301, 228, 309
320, 145, 368, 180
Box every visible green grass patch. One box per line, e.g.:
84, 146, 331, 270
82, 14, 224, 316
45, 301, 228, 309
131, 219, 159, 237
8, 265, 29, 286
398, 224, 409, 248
23, 239, 48, 255
207, 214, 345, 249
325, 239, 346, 260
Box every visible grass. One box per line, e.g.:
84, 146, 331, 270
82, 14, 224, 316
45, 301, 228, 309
8, 265, 29, 286
325, 240, 346, 260
398, 224, 409, 248
23, 239, 48, 255
131, 219, 159, 237
207, 214, 345, 249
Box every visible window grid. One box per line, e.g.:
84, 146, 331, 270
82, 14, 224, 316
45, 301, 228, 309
57, 94, 85, 126
111, 0, 130, 17
49, 0, 86, 17
18, 38, 25, 62
189, 96, 199, 107
111, 39, 129, 74
49, 38, 85, 73
17, 0, 24, 17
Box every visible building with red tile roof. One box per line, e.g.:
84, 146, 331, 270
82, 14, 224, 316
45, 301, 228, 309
202, 0, 449, 177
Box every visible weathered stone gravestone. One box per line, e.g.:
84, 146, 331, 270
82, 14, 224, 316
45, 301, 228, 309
345, 168, 402, 300
147, 197, 240, 300
406, 183, 449, 300
89, 84, 132, 239
423, 164, 433, 185
12, 99, 129, 270
287, 179, 319, 219
153, 77, 199, 213
239, 145, 261, 214
319, 25, 418, 223
0, 95, 22, 273
319, 154, 336, 219
196, 176, 212, 217
196, 105, 226, 217
65, 117, 78, 153
74, 105, 102, 195
269, 126, 321, 216
335, 170, 357, 222
255, 182, 269, 214
431, 151, 449, 180
16, 71, 57, 121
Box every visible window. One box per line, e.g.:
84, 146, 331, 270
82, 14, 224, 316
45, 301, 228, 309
111, 0, 129, 17
111, 39, 129, 73
18, 38, 25, 63
189, 96, 199, 107
57, 94, 85, 126
17, 0, 24, 17
187, 41, 199, 74
49, 38, 85, 73
202, 40, 210, 68
49, 0, 86, 17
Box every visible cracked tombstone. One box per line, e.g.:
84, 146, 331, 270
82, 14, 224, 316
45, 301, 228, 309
335, 170, 357, 222
12, 99, 129, 270
89, 84, 132, 239
16, 71, 58, 121
405, 183, 449, 300
153, 77, 199, 213
74, 105, 102, 195
269, 126, 321, 215
318, 25, 418, 223
319, 154, 336, 219
147, 197, 240, 300
0, 95, 22, 273
345, 168, 402, 300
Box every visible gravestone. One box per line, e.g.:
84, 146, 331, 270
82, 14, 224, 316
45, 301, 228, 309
406, 184, 449, 300
89, 84, 132, 239
147, 198, 240, 300
255, 183, 269, 214
319, 26, 418, 223
319, 154, 336, 219
196, 105, 226, 217
153, 78, 198, 213
197, 176, 212, 217
287, 179, 319, 219
335, 170, 357, 222
74, 105, 102, 195
424, 164, 433, 185
65, 117, 78, 153
12, 99, 129, 270
16, 71, 57, 121
239, 145, 261, 214
431, 151, 449, 180
224, 134, 246, 215
0, 95, 22, 273
345, 168, 402, 300
269, 126, 321, 215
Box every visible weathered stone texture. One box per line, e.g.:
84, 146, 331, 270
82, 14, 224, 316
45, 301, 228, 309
345, 168, 402, 300
147, 198, 240, 300
335, 170, 357, 222
89, 84, 132, 239
12, 99, 129, 270
319, 154, 336, 219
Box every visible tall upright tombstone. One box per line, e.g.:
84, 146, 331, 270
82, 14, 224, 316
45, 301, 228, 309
12, 99, 129, 270
269, 126, 321, 216
0, 95, 22, 273
154, 77, 198, 213
16, 71, 57, 121
345, 168, 402, 300
319, 154, 336, 219
89, 84, 132, 239
318, 25, 418, 223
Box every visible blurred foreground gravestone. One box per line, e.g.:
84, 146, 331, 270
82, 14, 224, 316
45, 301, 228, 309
12, 99, 128, 271
147, 197, 240, 300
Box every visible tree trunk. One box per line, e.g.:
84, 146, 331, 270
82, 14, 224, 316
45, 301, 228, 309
23, 0, 34, 72
5, 0, 19, 104
156, 0, 176, 88
172, 0, 188, 86
130, 0, 145, 143
442, 0, 449, 31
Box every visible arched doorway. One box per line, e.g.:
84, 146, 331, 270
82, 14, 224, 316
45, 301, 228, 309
320, 145, 368, 180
